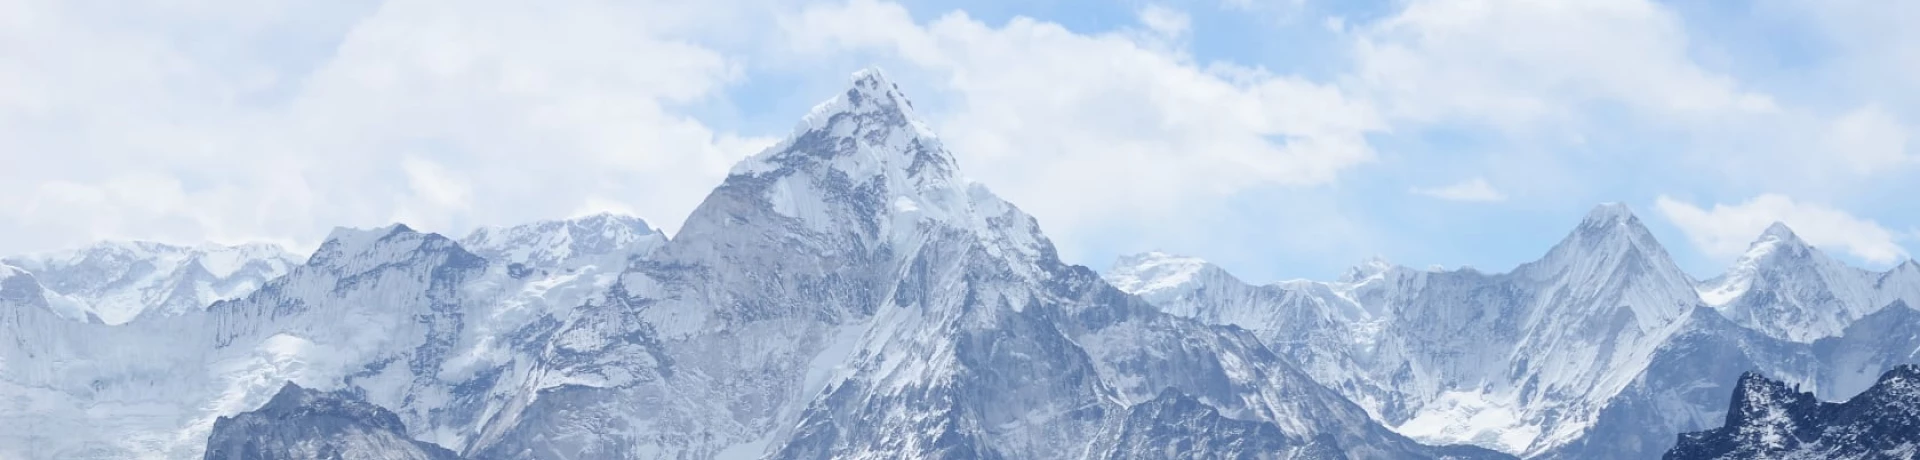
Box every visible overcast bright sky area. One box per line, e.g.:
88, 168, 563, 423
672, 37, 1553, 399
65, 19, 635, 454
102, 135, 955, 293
2, 0, 1917, 282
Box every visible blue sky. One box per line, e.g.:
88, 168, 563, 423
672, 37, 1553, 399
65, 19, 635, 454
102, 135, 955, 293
1, 0, 1916, 283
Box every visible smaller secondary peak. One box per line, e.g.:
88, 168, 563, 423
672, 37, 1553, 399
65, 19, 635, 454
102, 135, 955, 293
309, 223, 427, 267
321, 223, 416, 249
1747, 221, 1811, 255
264, 382, 313, 407
1741, 221, 1818, 264
1759, 221, 1799, 240
1748, 221, 1814, 254
1581, 202, 1638, 226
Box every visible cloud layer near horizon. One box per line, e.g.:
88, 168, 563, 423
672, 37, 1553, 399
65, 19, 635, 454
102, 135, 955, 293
1, 0, 1914, 279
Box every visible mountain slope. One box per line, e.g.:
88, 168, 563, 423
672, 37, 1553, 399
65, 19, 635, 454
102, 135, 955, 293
1112, 216, 1920, 459
1090, 388, 1338, 460
1699, 223, 1919, 342
1664, 366, 1920, 460
202, 383, 459, 460
3, 242, 299, 324
1109, 205, 1702, 455
1548, 300, 1920, 459
0, 213, 658, 458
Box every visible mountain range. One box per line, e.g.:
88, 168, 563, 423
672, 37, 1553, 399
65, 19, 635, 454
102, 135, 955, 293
1, 69, 1915, 459
1108, 207, 1920, 458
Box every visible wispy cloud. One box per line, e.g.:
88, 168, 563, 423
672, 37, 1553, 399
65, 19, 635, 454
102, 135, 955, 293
1411, 178, 1506, 202
1655, 194, 1909, 265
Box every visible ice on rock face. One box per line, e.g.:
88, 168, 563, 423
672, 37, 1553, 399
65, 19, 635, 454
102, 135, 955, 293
1, 240, 300, 324
462, 213, 666, 270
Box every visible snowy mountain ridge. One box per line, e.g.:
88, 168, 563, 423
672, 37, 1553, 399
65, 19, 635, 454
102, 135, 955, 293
2, 240, 300, 324
461, 213, 666, 270
1107, 209, 1920, 457
8, 67, 1915, 460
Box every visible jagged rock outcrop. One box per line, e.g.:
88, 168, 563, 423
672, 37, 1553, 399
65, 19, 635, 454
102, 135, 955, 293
1665, 365, 1920, 459
203, 383, 459, 460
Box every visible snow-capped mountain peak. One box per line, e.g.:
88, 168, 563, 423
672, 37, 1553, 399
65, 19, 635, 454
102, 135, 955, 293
675, 67, 1052, 286
730, 66, 953, 183
312, 224, 416, 264
301, 224, 485, 283
1697, 221, 1811, 307
1532, 203, 1668, 275
1568, 203, 1656, 249
1692, 220, 1910, 342
1758, 221, 1799, 242
1581, 201, 1635, 226
721, 67, 969, 224
1517, 203, 1695, 323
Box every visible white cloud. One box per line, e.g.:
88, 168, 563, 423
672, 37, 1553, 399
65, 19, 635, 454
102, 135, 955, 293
1411, 178, 1506, 202
0, 0, 1390, 270
3, 0, 1913, 280
1137, 5, 1190, 38
1349, 0, 1914, 186
781, 0, 1384, 253
1354, 0, 1775, 128
1655, 194, 1909, 265
0, 0, 774, 255
1825, 106, 1914, 173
